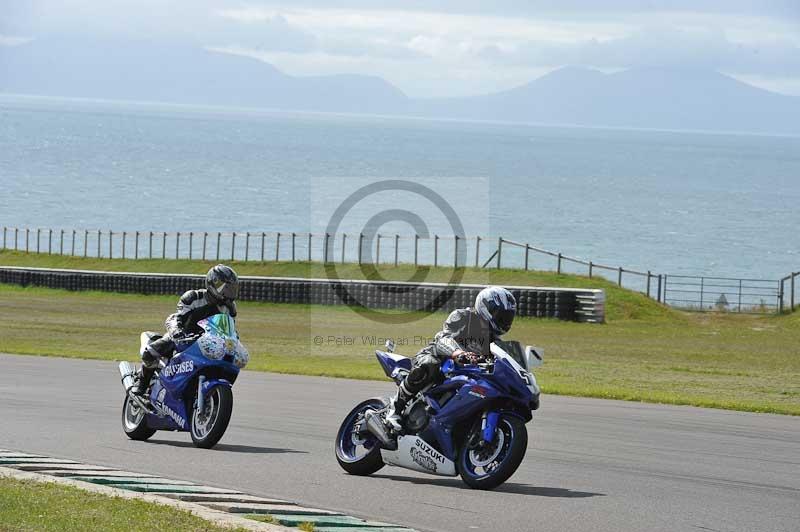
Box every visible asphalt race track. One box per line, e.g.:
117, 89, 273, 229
1, 353, 798, 532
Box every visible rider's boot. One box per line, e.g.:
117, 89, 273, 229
134, 345, 160, 398
134, 367, 154, 397
384, 383, 412, 431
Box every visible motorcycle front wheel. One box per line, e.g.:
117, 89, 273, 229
122, 395, 156, 441
190, 385, 233, 449
457, 414, 527, 490
335, 398, 385, 476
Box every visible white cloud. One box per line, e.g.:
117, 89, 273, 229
477, 25, 800, 77
217, 6, 626, 43
3, 1, 800, 97
0, 35, 33, 47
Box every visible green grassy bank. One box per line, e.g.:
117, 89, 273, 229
0, 250, 668, 321
0, 477, 246, 532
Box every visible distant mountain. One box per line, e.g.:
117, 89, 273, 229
414, 66, 800, 134
0, 37, 408, 114
2, 38, 800, 134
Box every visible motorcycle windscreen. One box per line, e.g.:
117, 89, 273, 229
199, 313, 237, 338
196, 314, 249, 369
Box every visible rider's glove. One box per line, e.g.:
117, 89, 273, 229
453, 350, 482, 366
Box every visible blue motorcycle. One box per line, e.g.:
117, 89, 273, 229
335, 339, 542, 490
118, 314, 249, 449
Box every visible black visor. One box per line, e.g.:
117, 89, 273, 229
493, 308, 515, 333
217, 281, 239, 301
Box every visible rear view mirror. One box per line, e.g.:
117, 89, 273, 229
385, 339, 396, 353
525, 346, 543, 369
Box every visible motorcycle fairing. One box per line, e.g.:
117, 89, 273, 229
147, 379, 188, 430
415, 357, 535, 462
380, 435, 457, 477
375, 351, 412, 378
146, 345, 239, 431
159, 346, 239, 397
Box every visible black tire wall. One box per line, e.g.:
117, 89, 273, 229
0, 267, 604, 322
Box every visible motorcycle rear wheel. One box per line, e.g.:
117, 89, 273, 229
122, 395, 156, 441
457, 414, 527, 490
190, 385, 233, 449
335, 398, 386, 476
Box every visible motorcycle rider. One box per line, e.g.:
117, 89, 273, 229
134, 264, 240, 397
374, 286, 517, 433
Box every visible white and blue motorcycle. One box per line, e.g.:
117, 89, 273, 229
118, 314, 249, 449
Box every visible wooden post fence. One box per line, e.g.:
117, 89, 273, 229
496, 237, 502, 268
260, 232, 266, 262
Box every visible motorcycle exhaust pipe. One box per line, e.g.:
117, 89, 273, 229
118, 361, 137, 392
364, 410, 398, 450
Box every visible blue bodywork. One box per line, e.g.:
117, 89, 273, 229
374, 349, 538, 462
146, 341, 240, 431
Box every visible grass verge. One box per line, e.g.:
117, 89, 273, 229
0, 250, 671, 321
0, 477, 246, 532
1, 282, 798, 415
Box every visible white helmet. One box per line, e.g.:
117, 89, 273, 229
475, 286, 516, 335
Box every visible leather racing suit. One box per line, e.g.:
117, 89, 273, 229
396, 307, 495, 407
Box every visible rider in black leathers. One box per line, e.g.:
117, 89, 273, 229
134, 264, 239, 396
380, 286, 517, 431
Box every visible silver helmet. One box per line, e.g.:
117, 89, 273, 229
475, 286, 516, 335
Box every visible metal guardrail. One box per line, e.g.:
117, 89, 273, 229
662, 275, 783, 313
0, 225, 796, 314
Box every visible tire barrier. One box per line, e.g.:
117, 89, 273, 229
0, 267, 605, 323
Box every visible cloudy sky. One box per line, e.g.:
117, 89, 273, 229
2, 0, 799, 97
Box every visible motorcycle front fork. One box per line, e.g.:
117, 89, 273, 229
480, 411, 500, 443
195, 375, 206, 412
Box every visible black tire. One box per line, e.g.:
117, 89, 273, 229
190, 385, 233, 449
122, 395, 156, 441
457, 414, 528, 490
335, 398, 386, 476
